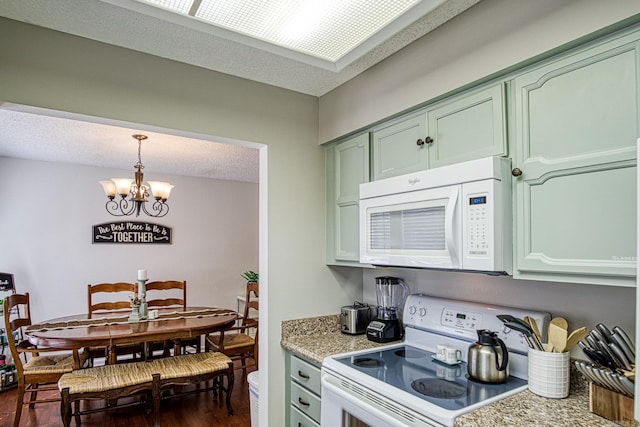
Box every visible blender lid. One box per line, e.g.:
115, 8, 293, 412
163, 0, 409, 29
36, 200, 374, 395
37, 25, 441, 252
375, 276, 401, 284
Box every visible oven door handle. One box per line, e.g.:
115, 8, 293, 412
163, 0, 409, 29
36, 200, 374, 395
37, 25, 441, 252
321, 371, 435, 427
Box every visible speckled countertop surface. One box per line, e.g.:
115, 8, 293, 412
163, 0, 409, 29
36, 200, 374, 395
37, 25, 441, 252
281, 315, 626, 427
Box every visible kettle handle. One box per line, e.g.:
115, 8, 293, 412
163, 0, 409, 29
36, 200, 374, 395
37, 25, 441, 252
495, 337, 509, 371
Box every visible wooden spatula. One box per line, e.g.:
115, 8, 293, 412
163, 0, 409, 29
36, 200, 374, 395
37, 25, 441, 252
564, 326, 587, 352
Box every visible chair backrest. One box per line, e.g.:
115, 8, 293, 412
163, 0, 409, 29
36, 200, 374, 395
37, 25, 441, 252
241, 281, 259, 329
3, 292, 32, 375
145, 280, 187, 310
87, 282, 136, 318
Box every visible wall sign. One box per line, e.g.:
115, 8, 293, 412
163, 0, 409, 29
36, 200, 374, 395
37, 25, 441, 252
0, 273, 14, 291
92, 222, 172, 244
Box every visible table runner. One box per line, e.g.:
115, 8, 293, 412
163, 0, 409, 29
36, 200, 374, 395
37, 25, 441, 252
27, 308, 237, 332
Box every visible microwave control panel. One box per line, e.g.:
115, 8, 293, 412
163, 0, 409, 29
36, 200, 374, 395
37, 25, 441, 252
467, 194, 489, 256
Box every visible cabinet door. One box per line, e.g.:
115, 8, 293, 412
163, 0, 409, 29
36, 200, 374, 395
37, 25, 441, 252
427, 83, 507, 169
371, 113, 427, 180
512, 31, 639, 286
326, 134, 369, 264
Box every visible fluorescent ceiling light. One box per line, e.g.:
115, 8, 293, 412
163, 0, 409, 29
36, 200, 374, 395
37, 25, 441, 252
129, 0, 441, 68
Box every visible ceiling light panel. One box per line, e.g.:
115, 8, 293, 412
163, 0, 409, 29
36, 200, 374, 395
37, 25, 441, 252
138, 0, 422, 62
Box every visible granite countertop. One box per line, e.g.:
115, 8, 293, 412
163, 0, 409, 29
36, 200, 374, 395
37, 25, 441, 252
281, 315, 624, 427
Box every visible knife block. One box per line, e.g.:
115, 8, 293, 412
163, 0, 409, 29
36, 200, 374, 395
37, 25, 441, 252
589, 383, 634, 425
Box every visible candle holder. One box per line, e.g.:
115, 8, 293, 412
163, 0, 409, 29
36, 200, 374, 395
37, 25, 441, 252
137, 278, 149, 320
128, 302, 142, 322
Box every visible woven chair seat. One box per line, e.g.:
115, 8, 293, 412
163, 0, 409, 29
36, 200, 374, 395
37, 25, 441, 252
24, 351, 89, 375
59, 351, 231, 395
208, 333, 254, 350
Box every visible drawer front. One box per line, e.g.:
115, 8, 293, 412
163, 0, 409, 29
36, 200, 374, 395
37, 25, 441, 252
290, 355, 321, 395
290, 405, 320, 427
290, 382, 321, 422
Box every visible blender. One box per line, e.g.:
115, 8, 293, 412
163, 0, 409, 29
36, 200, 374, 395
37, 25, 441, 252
366, 276, 409, 343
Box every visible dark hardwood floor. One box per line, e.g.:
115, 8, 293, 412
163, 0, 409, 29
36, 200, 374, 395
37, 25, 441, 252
0, 366, 256, 427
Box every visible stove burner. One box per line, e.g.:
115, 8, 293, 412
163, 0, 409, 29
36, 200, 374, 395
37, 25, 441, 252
352, 357, 385, 368
411, 378, 467, 399
395, 348, 424, 359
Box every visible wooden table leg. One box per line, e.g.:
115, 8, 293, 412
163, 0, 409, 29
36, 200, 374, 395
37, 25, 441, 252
173, 339, 182, 356
108, 345, 117, 365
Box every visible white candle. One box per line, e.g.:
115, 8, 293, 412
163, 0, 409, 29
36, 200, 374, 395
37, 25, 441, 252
137, 269, 147, 281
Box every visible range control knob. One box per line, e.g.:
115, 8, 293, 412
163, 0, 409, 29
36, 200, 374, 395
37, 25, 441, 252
419, 307, 427, 317
408, 305, 417, 315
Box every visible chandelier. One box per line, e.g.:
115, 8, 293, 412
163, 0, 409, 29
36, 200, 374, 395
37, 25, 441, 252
99, 134, 174, 218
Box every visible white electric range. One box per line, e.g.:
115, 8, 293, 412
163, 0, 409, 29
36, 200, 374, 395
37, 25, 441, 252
321, 294, 551, 427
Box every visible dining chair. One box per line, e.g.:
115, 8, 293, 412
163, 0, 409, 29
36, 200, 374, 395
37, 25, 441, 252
145, 280, 200, 356
4, 292, 88, 427
87, 282, 142, 363
206, 281, 258, 378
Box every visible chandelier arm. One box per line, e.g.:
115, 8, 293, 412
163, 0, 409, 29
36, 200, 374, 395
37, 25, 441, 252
120, 196, 137, 216
105, 199, 127, 216
141, 200, 169, 218
102, 135, 172, 218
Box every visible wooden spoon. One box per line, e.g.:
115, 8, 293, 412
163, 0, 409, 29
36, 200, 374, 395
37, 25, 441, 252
551, 317, 568, 330
548, 323, 568, 353
564, 326, 587, 352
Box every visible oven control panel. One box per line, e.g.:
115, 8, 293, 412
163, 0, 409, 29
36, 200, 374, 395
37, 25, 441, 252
403, 294, 551, 354
441, 307, 482, 330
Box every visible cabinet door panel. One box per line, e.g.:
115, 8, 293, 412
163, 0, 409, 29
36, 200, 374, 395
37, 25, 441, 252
372, 113, 427, 180
326, 134, 369, 264
526, 49, 636, 159
524, 164, 636, 270
428, 83, 507, 168
513, 32, 639, 285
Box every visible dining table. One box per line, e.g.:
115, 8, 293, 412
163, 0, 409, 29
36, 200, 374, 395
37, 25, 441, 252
25, 307, 237, 366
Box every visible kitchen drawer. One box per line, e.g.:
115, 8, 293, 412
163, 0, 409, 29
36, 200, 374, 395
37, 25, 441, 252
290, 355, 321, 395
290, 405, 320, 427
290, 381, 321, 422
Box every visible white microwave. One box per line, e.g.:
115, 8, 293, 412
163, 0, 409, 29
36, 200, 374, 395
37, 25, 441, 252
359, 156, 512, 274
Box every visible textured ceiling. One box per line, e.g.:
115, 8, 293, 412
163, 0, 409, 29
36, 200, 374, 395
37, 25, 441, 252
0, 105, 261, 183
0, 0, 479, 182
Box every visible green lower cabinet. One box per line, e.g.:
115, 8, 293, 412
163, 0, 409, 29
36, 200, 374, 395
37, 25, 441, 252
286, 352, 321, 427
290, 405, 319, 427
512, 26, 639, 286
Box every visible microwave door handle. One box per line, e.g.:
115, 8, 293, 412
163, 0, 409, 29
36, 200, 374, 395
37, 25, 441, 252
445, 187, 460, 266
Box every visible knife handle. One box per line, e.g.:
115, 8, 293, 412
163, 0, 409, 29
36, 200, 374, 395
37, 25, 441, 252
613, 326, 635, 359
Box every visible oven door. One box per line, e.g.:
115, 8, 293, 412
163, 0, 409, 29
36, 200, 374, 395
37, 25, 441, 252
320, 369, 440, 427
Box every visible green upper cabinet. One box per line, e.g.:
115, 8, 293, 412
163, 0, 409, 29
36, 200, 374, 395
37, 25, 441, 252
326, 133, 370, 265
426, 83, 507, 169
371, 83, 507, 181
511, 28, 639, 286
371, 112, 427, 180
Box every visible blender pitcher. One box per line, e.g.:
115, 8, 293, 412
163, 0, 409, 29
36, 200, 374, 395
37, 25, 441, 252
367, 276, 408, 343
375, 276, 408, 320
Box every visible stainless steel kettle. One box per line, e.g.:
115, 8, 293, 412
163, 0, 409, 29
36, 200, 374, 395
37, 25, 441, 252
467, 329, 509, 384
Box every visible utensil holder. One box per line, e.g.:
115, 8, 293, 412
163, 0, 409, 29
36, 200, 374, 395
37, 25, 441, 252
528, 347, 570, 398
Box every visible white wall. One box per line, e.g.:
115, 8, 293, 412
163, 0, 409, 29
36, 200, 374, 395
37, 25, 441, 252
0, 157, 259, 322
0, 17, 364, 426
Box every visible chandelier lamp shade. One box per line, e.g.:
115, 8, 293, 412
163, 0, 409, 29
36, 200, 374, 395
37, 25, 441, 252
99, 134, 174, 218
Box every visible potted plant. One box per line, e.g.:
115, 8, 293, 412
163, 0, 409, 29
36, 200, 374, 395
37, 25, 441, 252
241, 271, 259, 283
